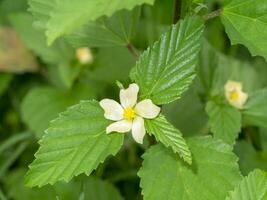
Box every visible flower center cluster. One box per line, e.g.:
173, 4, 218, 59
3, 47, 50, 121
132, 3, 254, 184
123, 107, 136, 120
229, 90, 239, 102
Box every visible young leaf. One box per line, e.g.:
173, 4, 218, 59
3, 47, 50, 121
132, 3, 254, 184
243, 89, 267, 129
28, 0, 155, 45
132, 16, 204, 105
226, 169, 267, 200
66, 8, 140, 47
25, 101, 124, 187
21, 85, 94, 138
145, 115, 192, 164
221, 0, 267, 61
138, 136, 242, 200
206, 100, 241, 145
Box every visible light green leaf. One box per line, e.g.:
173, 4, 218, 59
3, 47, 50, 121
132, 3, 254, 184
66, 8, 140, 47
132, 16, 204, 105
21, 85, 94, 138
206, 100, 241, 145
82, 177, 123, 200
226, 169, 267, 200
0, 73, 12, 97
243, 89, 267, 129
25, 100, 124, 187
138, 136, 242, 200
221, 0, 267, 60
234, 141, 267, 175
28, 0, 154, 45
9, 13, 74, 65
145, 115, 192, 164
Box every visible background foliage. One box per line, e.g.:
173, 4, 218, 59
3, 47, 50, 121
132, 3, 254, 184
1, 0, 267, 199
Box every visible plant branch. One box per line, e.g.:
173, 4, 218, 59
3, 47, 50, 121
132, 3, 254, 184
126, 43, 139, 59
203, 9, 223, 21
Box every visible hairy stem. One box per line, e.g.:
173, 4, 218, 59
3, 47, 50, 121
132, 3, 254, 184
203, 9, 223, 21
126, 43, 139, 59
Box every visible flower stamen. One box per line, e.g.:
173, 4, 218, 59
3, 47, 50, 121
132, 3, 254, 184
123, 107, 135, 120
229, 90, 239, 102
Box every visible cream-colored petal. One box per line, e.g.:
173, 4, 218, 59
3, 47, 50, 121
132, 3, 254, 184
120, 83, 139, 108
131, 117, 146, 144
106, 120, 132, 134
231, 91, 248, 109
135, 99, 161, 119
224, 80, 242, 92
99, 99, 123, 121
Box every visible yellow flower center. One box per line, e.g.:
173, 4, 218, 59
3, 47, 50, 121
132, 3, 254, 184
229, 90, 239, 102
123, 107, 135, 120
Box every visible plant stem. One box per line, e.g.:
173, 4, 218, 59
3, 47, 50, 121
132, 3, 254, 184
126, 43, 139, 59
0, 132, 32, 154
203, 9, 223, 21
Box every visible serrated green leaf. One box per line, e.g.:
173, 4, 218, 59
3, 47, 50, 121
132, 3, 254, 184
9, 13, 74, 65
226, 169, 267, 200
66, 8, 140, 47
221, 0, 267, 61
28, 0, 154, 45
21, 85, 94, 138
25, 100, 124, 187
145, 115, 192, 164
132, 16, 204, 105
206, 100, 241, 145
234, 141, 267, 175
138, 136, 242, 200
243, 89, 267, 129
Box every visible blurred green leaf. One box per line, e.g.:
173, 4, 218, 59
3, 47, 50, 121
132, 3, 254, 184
9, 13, 74, 65
21, 84, 95, 138
226, 169, 267, 200
66, 8, 140, 47
138, 136, 242, 200
132, 16, 204, 105
243, 88, 267, 129
206, 100, 241, 145
0, 73, 12, 97
234, 141, 267, 175
221, 0, 267, 61
25, 101, 124, 187
145, 114, 192, 164
28, 0, 155, 44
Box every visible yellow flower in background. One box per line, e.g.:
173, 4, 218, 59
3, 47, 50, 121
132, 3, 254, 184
76, 47, 93, 64
224, 80, 248, 109
100, 83, 161, 144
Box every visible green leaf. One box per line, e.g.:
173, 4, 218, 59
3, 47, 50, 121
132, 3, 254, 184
25, 100, 124, 187
206, 100, 241, 145
0, 73, 12, 97
145, 115, 192, 164
21, 85, 94, 138
132, 16, 204, 105
138, 136, 242, 200
234, 141, 267, 175
28, 0, 154, 45
226, 169, 267, 200
9, 13, 74, 65
221, 0, 267, 61
243, 89, 267, 129
66, 8, 140, 47
82, 177, 123, 200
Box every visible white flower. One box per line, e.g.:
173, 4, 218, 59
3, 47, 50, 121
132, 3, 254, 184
76, 47, 93, 64
100, 83, 160, 144
224, 80, 248, 109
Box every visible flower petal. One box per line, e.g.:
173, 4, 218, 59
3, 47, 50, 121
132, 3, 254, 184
232, 91, 248, 109
224, 80, 242, 92
120, 83, 139, 108
106, 120, 132, 134
99, 99, 123, 121
135, 99, 161, 119
132, 117, 146, 144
